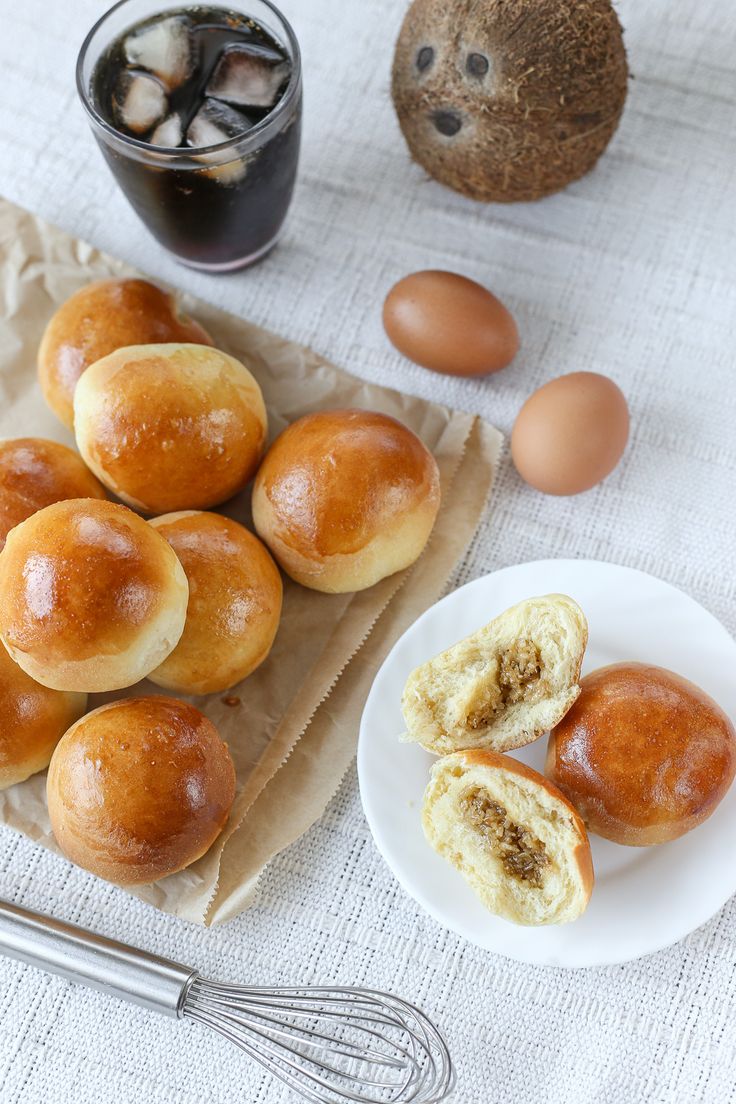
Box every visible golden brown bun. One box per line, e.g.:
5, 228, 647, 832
74, 343, 267, 514
402, 595, 588, 755
0, 437, 107, 551
0, 499, 188, 693
38, 278, 213, 428
148, 511, 282, 694
423, 749, 593, 925
252, 409, 440, 593
547, 662, 736, 846
47, 696, 235, 884
0, 645, 86, 789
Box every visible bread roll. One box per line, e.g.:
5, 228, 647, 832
74, 343, 267, 514
252, 409, 440, 593
38, 278, 213, 428
402, 595, 588, 755
547, 662, 736, 846
423, 750, 593, 925
0, 437, 107, 550
0, 499, 188, 692
148, 511, 282, 694
47, 696, 235, 884
0, 644, 86, 789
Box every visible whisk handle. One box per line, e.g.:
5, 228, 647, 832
0, 898, 196, 1017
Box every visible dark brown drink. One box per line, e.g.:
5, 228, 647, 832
78, 2, 301, 270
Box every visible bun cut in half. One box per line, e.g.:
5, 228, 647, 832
0, 499, 188, 692
423, 750, 593, 926
402, 595, 587, 755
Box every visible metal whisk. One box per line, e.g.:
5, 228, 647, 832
0, 899, 453, 1103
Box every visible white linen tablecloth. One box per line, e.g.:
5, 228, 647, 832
1, 0, 735, 1100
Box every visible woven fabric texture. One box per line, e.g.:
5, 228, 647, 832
1, 0, 735, 1100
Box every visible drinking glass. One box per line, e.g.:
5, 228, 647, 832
77, 0, 302, 271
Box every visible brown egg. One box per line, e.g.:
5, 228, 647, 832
383, 270, 519, 377
511, 371, 629, 496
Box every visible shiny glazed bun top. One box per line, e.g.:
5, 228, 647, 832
252, 408, 441, 593
547, 662, 736, 846
0, 437, 107, 549
38, 278, 213, 428
0, 643, 87, 791
148, 511, 283, 695
47, 696, 236, 885
0, 498, 188, 693
73, 343, 268, 514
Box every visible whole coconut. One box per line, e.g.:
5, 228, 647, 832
391, 0, 629, 203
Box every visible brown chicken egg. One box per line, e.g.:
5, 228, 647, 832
383, 270, 519, 377
511, 371, 629, 496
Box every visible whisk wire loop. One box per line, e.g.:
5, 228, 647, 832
183, 978, 453, 1104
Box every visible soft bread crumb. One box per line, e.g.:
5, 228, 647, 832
402, 594, 588, 754
423, 750, 593, 926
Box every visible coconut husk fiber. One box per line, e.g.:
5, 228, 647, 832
392, 0, 629, 203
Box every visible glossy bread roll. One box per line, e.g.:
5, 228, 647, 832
149, 511, 282, 694
0, 437, 107, 550
0, 499, 188, 692
0, 645, 86, 789
38, 278, 213, 428
547, 662, 736, 846
252, 409, 441, 593
402, 595, 588, 755
423, 750, 593, 925
47, 696, 236, 884
74, 344, 267, 514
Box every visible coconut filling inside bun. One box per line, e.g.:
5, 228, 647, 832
462, 636, 547, 731
423, 751, 593, 926
402, 595, 588, 755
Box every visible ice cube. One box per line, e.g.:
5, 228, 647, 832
206, 44, 290, 110
112, 71, 167, 135
187, 98, 254, 147
150, 112, 183, 147
124, 15, 193, 90
187, 100, 253, 184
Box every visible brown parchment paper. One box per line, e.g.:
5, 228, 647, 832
0, 196, 502, 925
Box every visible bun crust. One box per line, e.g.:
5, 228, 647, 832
74, 344, 267, 514
149, 511, 282, 694
0, 437, 107, 549
47, 696, 235, 885
423, 749, 593, 925
402, 595, 588, 755
38, 278, 213, 428
0, 499, 188, 692
0, 644, 86, 789
252, 409, 440, 593
547, 662, 736, 846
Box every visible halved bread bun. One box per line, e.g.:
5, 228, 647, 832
402, 594, 588, 754
423, 750, 593, 926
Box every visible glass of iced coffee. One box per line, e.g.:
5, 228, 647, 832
77, 0, 302, 271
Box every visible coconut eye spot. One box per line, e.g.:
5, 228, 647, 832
416, 46, 434, 73
466, 52, 489, 78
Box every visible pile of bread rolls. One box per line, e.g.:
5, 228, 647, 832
0, 277, 442, 887
401, 596, 736, 926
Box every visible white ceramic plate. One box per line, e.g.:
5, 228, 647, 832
358, 560, 736, 968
